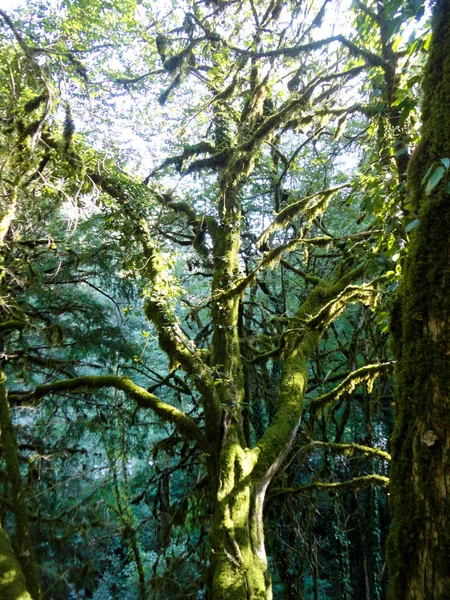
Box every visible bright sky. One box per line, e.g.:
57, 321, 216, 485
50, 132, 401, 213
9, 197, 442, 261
2, 0, 26, 9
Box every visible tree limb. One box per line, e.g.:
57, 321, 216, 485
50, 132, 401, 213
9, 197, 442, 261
308, 362, 393, 413
270, 474, 389, 498
12, 375, 210, 453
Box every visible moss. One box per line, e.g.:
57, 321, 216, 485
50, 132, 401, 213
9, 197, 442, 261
257, 184, 347, 247
299, 441, 391, 462
309, 362, 392, 413
387, 1, 450, 595
209, 433, 270, 599
0, 372, 41, 600
270, 474, 389, 499
0, 526, 32, 600
253, 266, 374, 477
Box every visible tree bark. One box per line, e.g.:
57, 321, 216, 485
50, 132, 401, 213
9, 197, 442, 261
208, 434, 271, 600
387, 1, 450, 597
0, 524, 33, 600
0, 370, 41, 600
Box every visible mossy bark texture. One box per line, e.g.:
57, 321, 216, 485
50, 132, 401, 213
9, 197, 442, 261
0, 372, 41, 600
387, 1, 450, 597
0, 525, 32, 600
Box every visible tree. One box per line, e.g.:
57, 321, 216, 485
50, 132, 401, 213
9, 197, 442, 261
387, 0, 450, 597
0, 0, 428, 598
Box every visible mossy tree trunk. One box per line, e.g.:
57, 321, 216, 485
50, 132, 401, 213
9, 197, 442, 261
0, 370, 41, 600
0, 524, 33, 600
387, 1, 450, 597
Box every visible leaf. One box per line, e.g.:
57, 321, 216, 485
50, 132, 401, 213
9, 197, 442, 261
405, 219, 420, 233
423, 31, 432, 51
440, 158, 450, 169
421, 164, 434, 185
395, 145, 408, 157
425, 166, 445, 194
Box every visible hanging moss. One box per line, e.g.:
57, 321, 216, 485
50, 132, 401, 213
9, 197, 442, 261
62, 103, 74, 153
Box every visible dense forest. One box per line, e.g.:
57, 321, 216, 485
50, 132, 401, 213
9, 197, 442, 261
1, 0, 449, 598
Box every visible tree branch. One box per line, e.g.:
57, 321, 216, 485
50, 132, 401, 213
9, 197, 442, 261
270, 474, 389, 499
227, 34, 390, 70
308, 362, 393, 413
13, 375, 210, 453
284, 441, 391, 472
258, 184, 350, 246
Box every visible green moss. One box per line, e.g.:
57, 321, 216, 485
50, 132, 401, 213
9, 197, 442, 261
387, 1, 450, 595
0, 372, 41, 600
23, 374, 210, 453
0, 526, 32, 600
209, 434, 271, 599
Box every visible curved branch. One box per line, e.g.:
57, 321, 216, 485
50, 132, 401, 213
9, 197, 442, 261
14, 375, 210, 453
292, 441, 391, 464
252, 266, 375, 480
0, 319, 27, 333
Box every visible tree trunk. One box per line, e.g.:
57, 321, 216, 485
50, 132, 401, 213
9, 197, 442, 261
0, 525, 33, 600
208, 432, 272, 600
387, 1, 450, 597
0, 370, 42, 600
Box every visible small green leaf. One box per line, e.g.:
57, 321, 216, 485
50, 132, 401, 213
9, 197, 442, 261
421, 164, 434, 185
395, 145, 408, 157
423, 31, 432, 51
425, 166, 445, 194
441, 158, 450, 169
405, 219, 420, 233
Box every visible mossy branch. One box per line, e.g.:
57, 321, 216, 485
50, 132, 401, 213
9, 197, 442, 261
257, 184, 349, 246
303, 280, 381, 332
0, 372, 41, 599
280, 260, 324, 285
228, 34, 390, 70
252, 265, 374, 480
308, 362, 393, 413
216, 234, 338, 302
0, 187, 18, 248
152, 193, 218, 257
0, 320, 27, 333
42, 140, 220, 428
270, 474, 389, 499
296, 441, 391, 462
14, 375, 209, 453
149, 141, 216, 176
